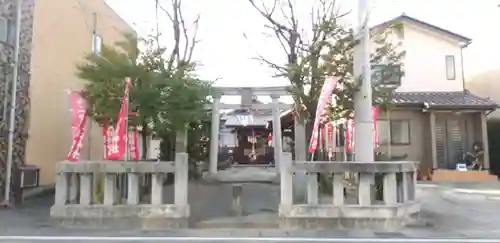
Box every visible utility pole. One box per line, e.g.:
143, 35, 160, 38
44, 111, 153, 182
353, 0, 374, 162
87, 12, 97, 160
4, 0, 23, 204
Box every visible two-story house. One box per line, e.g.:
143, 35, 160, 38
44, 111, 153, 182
0, 0, 135, 199
279, 14, 498, 181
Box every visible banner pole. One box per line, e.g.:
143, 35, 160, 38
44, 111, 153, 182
387, 109, 392, 158
86, 116, 92, 160
124, 78, 130, 162
310, 123, 318, 162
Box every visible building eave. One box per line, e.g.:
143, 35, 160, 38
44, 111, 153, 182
372, 14, 472, 43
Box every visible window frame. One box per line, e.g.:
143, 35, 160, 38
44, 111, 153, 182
389, 119, 411, 145
0, 17, 15, 45
376, 119, 411, 146
445, 55, 456, 80
372, 64, 402, 85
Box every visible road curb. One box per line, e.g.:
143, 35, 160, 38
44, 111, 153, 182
22, 185, 54, 200
450, 188, 500, 196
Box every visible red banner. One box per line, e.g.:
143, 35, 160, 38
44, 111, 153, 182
344, 107, 380, 151
104, 78, 132, 160
66, 91, 87, 161
128, 129, 139, 160
103, 125, 139, 160
345, 118, 355, 152
103, 123, 117, 160
326, 122, 334, 150
308, 77, 338, 153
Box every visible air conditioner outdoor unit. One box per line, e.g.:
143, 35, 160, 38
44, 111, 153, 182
19, 165, 40, 189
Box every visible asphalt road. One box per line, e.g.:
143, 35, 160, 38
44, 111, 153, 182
1, 236, 500, 243
3, 182, 500, 242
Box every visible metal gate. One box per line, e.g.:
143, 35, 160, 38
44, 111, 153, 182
435, 116, 465, 169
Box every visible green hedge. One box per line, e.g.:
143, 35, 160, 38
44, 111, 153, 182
488, 119, 500, 175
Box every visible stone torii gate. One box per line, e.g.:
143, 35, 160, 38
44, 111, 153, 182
208, 86, 295, 175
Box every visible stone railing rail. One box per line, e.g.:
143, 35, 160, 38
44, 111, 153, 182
50, 153, 190, 229
279, 153, 420, 229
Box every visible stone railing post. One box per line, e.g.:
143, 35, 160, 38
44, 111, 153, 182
332, 173, 344, 205
409, 171, 417, 200
54, 173, 69, 205
79, 173, 92, 205
103, 173, 116, 205
174, 152, 188, 206
68, 174, 79, 203
280, 153, 293, 207
307, 171, 318, 204
127, 173, 140, 205
402, 172, 412, 201
357, 173, 372, 206
151, 173, 165, 205
383, 172, 397, 205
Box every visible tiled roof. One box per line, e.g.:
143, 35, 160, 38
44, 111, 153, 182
225, 99, 291, 116
223, 115, 271, 127
392, 91, 497, 109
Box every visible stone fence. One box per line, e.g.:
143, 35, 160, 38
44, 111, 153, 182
50, 153, 190, 229
279, 153, 420, 229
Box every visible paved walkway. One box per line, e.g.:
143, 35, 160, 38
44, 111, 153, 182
1, 182, 500, 239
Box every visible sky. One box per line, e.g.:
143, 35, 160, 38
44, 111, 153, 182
105, 0, 500, 103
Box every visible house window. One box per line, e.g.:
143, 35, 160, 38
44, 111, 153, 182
377, 119, 411, 145
445, 55, 456, 80
0, 17, 15, 45
6, 19, 15, 45
372, 64, 402, 85
92, 33, 102, 54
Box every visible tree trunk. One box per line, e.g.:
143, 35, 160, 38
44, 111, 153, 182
305, 118, 315, 160
169, 132, 176, 161
175, 125, 188, 153
141, 123, 148, 160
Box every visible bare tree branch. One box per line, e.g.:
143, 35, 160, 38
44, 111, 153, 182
186, 15, 200, 63
252, 55, 287, 74
248, 0, 404, 121
156, 0, 200, 74
177, 0, 189, 63
156, 0, 174, 21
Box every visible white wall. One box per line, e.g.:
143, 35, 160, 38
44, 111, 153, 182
396, 21, 465, 92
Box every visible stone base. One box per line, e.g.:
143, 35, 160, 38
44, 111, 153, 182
279, 216, 417, 230
202, 167, 279, 184
194, 213, 278, 229
50, 204, 190, 229
278, 201, 419, 230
